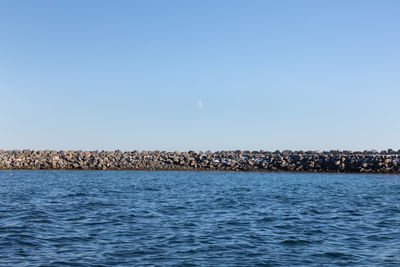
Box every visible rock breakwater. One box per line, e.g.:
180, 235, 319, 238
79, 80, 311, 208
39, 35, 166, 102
1, 149, 400, 173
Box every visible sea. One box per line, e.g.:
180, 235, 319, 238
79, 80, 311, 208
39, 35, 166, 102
1, 170, 400, 266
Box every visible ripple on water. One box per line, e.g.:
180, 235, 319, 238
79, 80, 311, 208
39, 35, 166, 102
0, 171, 400, 266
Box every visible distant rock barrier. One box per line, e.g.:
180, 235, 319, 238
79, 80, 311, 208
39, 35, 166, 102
1, 149, 400, 173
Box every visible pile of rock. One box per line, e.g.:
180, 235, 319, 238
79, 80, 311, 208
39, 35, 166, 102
0, 149, 399, 173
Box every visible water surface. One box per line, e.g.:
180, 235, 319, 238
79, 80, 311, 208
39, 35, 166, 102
1, 171, 400, 266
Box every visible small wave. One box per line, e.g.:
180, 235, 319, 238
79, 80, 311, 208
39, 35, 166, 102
313, 251, 352, 259
258, 217, 274, 222
281, 239, 311, 245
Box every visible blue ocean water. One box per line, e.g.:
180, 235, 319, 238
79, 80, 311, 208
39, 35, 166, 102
1, 171, 400, 266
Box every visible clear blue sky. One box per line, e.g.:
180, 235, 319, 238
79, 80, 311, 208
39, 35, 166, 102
1, 0, 399, 151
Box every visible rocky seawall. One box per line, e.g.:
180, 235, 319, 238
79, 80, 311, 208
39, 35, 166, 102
1, 149, 400, 173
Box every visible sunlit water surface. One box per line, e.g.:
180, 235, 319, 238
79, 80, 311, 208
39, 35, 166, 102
1, 171, 400, 266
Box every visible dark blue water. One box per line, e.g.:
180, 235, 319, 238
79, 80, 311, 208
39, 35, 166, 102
1, 171, 400, 266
